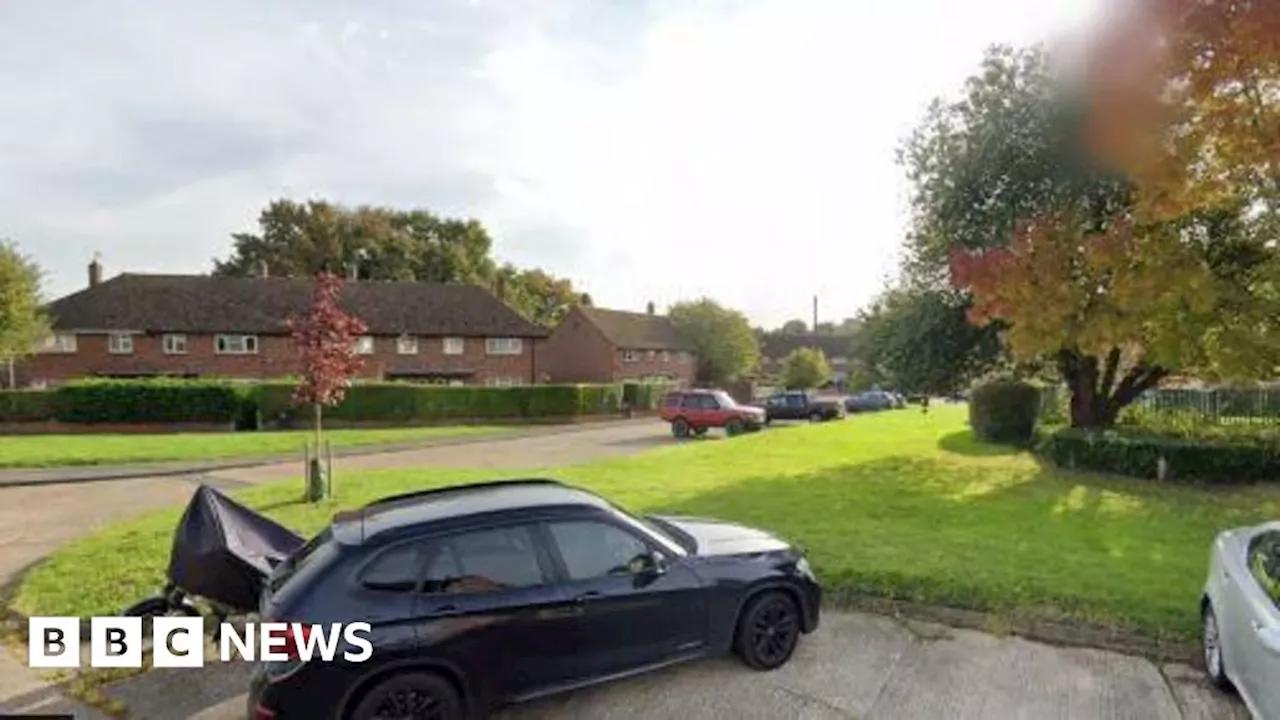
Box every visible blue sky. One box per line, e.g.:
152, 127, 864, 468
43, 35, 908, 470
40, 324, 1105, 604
0, 0, 1104, 328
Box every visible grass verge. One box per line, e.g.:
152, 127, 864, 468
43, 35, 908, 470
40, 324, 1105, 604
0, 425, 511, 468
12, 405, 1280, 643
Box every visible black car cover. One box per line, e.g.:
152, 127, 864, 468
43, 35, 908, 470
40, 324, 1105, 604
166, 484, 305, 612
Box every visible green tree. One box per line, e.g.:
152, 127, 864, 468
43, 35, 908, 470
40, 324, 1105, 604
216, 199, 581, 326
854, 285, 1002, 395
668, 298, 760, 385
782, 347, 832, 389
779, 319, 808, 334
0, 241, 49, 386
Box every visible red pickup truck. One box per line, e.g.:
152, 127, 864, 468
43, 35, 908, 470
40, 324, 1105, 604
659, 389, 766, 438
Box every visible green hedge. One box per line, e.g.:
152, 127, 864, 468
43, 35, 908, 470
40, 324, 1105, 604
255, 381, 636, 426
1036, 428, 1280, 483
969, 377, 1042, 445
0, 390, 56, 422
51, 380, 248, 424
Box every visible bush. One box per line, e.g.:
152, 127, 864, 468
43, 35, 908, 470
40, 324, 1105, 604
52, 380, 246, 424
255, 381, 628, 426
969, 377, 1042, 445
1036, 427, 1280, 484
0, 390, 56, 422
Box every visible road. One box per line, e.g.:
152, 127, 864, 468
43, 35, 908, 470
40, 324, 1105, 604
0, 419, 1248, 719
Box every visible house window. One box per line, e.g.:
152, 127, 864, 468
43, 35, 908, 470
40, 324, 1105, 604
108, 333, 134, 354
443, 337, 465, 355
831, 356, 848, 365
215, 334, 259, 355
162, 334, 188, 355
485, 376, 524, 388
354, 336, 375, 355
661, 350, 670, 363
396, 335, 418, 355
622, 350, 637, 363
646, 350, 656, 361
38, 333, 77, 354
485, 337, 522, 355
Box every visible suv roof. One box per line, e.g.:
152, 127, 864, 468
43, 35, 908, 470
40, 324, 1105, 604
331, 478, 611, 545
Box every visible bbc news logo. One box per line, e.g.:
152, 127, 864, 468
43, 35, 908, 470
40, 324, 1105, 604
28, 617, 373, 668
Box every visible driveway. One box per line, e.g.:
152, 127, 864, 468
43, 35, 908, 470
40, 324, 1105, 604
0, 418, 1248, 719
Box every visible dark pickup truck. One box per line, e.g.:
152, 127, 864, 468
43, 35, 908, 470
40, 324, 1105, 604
759, 390, 846, 423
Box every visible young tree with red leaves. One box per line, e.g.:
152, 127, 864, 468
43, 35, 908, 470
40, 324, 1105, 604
288, 271, 367, 501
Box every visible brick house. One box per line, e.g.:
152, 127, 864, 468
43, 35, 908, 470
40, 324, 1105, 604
537, 305, 696, 385
758, 333, 856, 386
16, 260, 549, 387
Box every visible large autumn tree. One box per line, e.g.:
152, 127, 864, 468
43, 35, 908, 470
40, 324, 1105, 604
908, 44, 1280, 428
217, 199, 583, 327
668, 298, 760, 385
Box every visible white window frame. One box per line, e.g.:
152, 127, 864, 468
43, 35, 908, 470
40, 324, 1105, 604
485, 376, 524, 388
162, 334, 188, 355
108, 332, 134, 355
38, 333, 77, 354
646, 350, 656, 362
622, 350, 637, 363
396, 334, 419, 355
661, 350, 670, 363
443, 337, 465, 355
485, 337, 522, 356
215, 334, 259, 355
354, 336, 375, 355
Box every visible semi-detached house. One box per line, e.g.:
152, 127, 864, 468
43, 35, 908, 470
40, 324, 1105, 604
16, 259, 549, 388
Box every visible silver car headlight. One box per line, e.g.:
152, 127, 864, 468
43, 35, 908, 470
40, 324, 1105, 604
796, 556, 816, 579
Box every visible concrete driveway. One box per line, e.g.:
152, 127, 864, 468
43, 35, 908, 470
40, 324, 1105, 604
0, 419, 1249, 719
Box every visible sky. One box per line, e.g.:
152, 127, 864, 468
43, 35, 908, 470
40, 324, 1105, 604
0, 0, 1105, 329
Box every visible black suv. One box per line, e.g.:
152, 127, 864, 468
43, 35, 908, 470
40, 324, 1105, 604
248, 479, 821, 720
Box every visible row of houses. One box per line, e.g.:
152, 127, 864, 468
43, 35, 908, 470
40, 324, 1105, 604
13, 259, 700, 389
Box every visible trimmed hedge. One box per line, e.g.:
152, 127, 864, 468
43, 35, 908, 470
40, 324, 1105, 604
0, 390, 56, 422
52, 380, 248, 424
1036, 428, 1280, 484
969, 377, 1042, 445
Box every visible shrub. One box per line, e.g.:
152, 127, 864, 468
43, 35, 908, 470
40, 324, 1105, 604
52, 380, 246, 424
969, 377, 1041, 445
0, 390, 56, 422
1035, 428, 1280, 484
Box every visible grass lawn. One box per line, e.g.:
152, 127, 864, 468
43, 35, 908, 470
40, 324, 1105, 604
0, 425, 511, 468
12, 405, 1280, 642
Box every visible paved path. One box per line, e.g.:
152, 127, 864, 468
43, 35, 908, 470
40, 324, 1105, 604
0, 419, 1249, 719
0, 420, 667, 718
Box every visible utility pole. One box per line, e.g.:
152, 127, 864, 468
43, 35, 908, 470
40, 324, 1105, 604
812, 295, 818, 334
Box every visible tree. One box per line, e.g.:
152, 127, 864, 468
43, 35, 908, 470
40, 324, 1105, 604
668, 298, 760, 385
287, 271, 368, 501
782, 347, 832, 389
854, 285, 1003, 395
0, 241, 49, 388
780, 319, 808, 334
216, 198, 581, 326
1085, 0, 1280, 221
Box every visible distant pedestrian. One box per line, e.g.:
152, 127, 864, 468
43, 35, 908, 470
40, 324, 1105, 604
921, 396, 930, 415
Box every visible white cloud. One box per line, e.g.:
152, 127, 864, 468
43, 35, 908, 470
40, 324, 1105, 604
0, 0, 1104, 326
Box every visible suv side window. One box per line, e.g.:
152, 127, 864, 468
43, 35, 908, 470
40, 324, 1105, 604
359, 541, 424, 592
547, 520, 652, 581
1249, 531, 1280, 607
422, 525, 549, 595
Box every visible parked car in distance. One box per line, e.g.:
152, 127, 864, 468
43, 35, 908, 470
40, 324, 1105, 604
759, 390, 845, 423
844, 391, 896, 413
660, 389, 766, 438
249, 479, 823, 720
1201, 520, 1280, 719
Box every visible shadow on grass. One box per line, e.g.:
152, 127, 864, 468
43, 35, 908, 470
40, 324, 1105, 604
937, 430, 1024, 457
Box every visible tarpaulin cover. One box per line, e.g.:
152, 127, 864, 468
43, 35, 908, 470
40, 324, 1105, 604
166, 484, 305, 612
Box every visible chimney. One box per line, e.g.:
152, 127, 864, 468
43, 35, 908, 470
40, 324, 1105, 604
255, 259, 269, 278
88, 253, 103, 287
646, 301, 655, 315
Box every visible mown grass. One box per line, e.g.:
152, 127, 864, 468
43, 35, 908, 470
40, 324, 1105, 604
0, 425, 510, 468
13, 405, 1280, 642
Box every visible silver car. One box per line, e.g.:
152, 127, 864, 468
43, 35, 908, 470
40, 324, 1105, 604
1202, 521, 1280, 718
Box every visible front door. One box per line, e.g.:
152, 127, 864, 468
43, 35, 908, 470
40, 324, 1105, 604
543, 518, 708, 679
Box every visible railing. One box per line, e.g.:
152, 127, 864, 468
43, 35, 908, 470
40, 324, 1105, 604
1038, 384, 1280, 425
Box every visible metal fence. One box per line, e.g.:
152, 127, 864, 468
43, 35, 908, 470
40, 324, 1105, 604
1038, 384, 1280, 425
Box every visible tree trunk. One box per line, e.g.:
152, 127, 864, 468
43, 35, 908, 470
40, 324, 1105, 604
1057, 348, 1167, 429
306, 403, 328, 502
